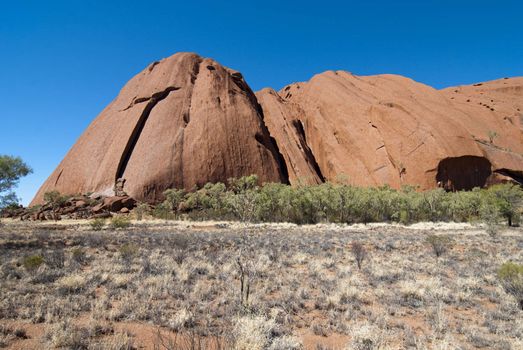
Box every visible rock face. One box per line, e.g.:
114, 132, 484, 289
31, 52, 523, 205
257, 73, 523, 190
31, 53, 286, 205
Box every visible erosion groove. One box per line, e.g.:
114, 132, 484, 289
268, 135, 290, 184
176, 58, 203, 189
54, 169, 63, 186
494, 169, 523, 185
292, 119, 325, 182
255, 106, 291, 184
115, 86, 181, 181
245, 84, 290, 183
183, 59, 202, 127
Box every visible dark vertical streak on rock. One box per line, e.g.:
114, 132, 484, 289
255, 107, 290, 184
54, 169, 63, 186
183, 61, 201, 128
115, 87, 180, 181
177, 59, 202, 188
254, 131, 290, 184
229, 72, 290, 184
268, 135, 290, 184
292, 120, 326, 182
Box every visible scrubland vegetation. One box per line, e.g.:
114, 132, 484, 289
149, 176, 522, 229
2, 176, 523, 348
0, 220, 522, 349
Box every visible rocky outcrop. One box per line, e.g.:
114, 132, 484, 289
1, 195, 136, 221
258, 74, 523, 190
91, 196, 136, 214
256, 88, 324, 185
30, 52, 523, 205
31, 53, 286, 205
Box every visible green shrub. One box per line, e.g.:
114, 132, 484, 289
255, 182, 291, 222
151, 202, 176, 220
109, 216, 131, 230
23, 255, 44, 272
119, 243, 139, 262
89, 218, 106, 231
149, 188, 189, 220
425, 235, 454, 257
497, 262, 523, 309
228, 175, 259, 193
163, 188, 186, 211
447, 188, 483, 222
487, 183, 523, 226
43, 190, 69, 208
0, 155, 32, 209
225, 188, 259, 222
133, 202, 151, 221
152, 176, 523, 226
184, 183, 227, 212
71, 248, 87, 264
479, 192, 501, 235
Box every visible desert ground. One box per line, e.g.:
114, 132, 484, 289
0, 219, 522, 349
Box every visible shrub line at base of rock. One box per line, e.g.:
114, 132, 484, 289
151, 176, 522, 226
4, 175, 522, 228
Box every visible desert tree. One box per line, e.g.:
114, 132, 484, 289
0, 155, 32, 208
487, 183, 523, 227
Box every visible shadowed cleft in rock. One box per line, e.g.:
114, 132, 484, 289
115, 86, 181, 181
436, 156, 492, 191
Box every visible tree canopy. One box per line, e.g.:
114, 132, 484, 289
0, 155, 32, 208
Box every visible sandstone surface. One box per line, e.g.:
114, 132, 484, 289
31, 53, 523, 205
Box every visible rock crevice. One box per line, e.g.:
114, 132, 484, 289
115, 86, 181, 181
291, 119, 325, 182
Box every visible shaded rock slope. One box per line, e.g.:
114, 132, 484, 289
31, 53, 523, 205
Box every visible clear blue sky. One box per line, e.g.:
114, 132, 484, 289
1, 0, 522, 205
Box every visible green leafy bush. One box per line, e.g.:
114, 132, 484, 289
89, 218, 106, 231
497, 262, 523, 309
133, 202, 151, 221
23, 255, 44, 272
163, 188, 187, 211
109, 216, 131, 230
119, 243, 139, 262
43, 190, 69, 208
487, 184, 523, 226
0, 155, 32, 208
150, 177, 523, 226
151, 202, 176, 220
224, 177, 260, 222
